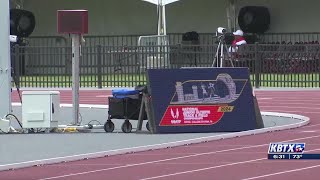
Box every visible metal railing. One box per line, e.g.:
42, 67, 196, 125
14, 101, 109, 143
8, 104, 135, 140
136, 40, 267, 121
11, 43, 320, 88
25, 32, 320, 47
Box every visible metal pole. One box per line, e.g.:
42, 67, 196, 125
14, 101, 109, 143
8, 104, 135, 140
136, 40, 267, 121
233, 0, 238, 31
226, 2, 232, 31
220, 41, 224, 67
71, 34, 81, 125
163, 5, 167, 35
227, 0, 237, 32
157, 4, 161, 35
0, 0, 12, 118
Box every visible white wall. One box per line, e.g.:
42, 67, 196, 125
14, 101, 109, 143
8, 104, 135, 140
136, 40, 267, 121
22, 0, 320, 36
23, 0, 228, 36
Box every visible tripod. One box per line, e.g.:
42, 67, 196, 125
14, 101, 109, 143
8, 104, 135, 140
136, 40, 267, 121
211, 35, 234, 68
10, 43, 22, 103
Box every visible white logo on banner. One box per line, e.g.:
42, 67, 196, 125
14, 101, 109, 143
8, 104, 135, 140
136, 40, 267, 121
170, 108, 179, 119
170, 108, 181, 124
182, 107, 210, 120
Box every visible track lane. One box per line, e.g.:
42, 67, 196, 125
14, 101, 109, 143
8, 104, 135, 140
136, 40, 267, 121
242, 164, 320, 180
3, 90, 319, 180
1, 132, 320, 180
33, 137, 320, 180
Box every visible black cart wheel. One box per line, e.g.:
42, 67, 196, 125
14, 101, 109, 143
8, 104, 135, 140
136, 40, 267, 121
146, 121, 150, 131
104, 120, 115, 133
121, 120, 132, 133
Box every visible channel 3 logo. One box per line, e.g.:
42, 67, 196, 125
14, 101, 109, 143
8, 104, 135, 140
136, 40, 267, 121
268, 143, 305, 154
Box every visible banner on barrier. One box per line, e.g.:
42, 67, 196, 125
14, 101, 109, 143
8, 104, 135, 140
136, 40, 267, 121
146, 67, 263, 133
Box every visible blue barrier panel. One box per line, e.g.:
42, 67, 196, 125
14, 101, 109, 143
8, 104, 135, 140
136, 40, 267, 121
146, 67, 261, 133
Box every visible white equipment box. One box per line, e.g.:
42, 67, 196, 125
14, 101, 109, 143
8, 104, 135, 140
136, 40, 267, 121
22, 91, 60, 129
0, 118, 10, 133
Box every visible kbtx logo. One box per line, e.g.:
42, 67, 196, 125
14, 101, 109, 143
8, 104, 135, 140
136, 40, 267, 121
268, 143, 305, 153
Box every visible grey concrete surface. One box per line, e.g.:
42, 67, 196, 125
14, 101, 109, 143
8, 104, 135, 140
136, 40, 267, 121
0, 115, 303, 165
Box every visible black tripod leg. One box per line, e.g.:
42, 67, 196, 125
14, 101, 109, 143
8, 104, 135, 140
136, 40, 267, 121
212, 42, 221, 67
10, 44, 22, 103
223, 44, 234, 67
12, 69, 22, 103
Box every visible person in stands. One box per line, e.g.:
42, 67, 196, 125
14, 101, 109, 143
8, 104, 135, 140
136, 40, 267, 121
229, 29, 247, 53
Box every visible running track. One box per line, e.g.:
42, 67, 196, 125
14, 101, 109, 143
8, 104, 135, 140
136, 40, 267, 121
2, 89, 320, 180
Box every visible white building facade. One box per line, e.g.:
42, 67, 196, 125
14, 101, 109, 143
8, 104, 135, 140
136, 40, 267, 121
14, 0, 320, 36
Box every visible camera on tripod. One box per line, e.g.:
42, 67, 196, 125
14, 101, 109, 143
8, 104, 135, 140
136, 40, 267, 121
10, 35, 18, 43
212, 27, 234, 68
216, 27, 227, 37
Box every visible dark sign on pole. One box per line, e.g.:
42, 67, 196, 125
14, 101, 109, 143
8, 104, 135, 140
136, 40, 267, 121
57, 10, 88, 34
57, 10, 88, 125
146, 67, 263, 134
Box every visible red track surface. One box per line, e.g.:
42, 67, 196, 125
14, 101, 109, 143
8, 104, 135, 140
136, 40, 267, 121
2, 89, 320, 180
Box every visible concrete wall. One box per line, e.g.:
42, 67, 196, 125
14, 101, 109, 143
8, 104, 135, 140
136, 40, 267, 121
23, 0, 228, 36
16, 0, 320, 76
23, 0, 320, 36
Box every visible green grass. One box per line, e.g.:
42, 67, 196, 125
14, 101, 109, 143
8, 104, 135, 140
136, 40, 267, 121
253, 73, 320, 88
14, 73, 320, 88
16, 74, 147, 88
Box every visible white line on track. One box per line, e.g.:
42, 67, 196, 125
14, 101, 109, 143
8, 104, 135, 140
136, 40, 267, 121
39, 135, 320, 180
241, 161, 320, 180
300, 130, 318, 133
49, 160, 316, 167
139, 158, 266, 180
261, 110, 320, 114
258, 97, 320, 103
95, 95, 112, 98
49, 163, 125, 166
260, 106, 320, 110
294, 123, 320, 129
257, 98, 273, 100
257, 98, 320, 101
126, 152, 267, 156
259, 102, 320, 106
140, 148, 320, 180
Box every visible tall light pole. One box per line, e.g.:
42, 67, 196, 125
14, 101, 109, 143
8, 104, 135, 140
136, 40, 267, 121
142, 0, 180, 35
0, 0, 12, 118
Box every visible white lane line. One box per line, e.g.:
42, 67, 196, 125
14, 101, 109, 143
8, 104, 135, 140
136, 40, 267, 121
257, 99, 320, 102
95, 95, 112, 98
261, 109, 320, 114
241, 147, 320, 180
298, 124, 320, 129
141, 148, 320, 180
300, 130, 317, 133
259, 102, 320, 106
139, 158, 266, 180
260, 106, 320, 110
257, 98, 273, 100
126, 152, 267, 156
49, 160, 316, 167
38, 135, 320, 180
242, 165, 320, 180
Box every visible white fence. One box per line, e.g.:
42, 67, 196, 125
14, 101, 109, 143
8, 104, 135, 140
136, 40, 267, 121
137, 35, 171, 73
